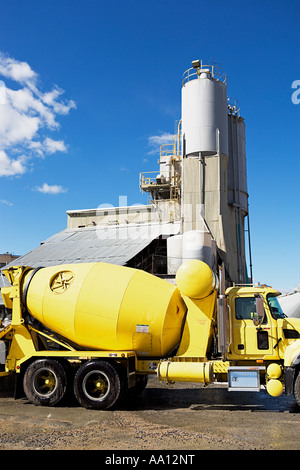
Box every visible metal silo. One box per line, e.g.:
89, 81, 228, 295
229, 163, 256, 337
181, 61, 228, 157
178, 60, 251, 284
227, 102, 248, 215
227, 101, 250, 283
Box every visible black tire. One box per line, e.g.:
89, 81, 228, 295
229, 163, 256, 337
294, 371, 300, 407
73, 360, 122, 410
23, 359, 67, 407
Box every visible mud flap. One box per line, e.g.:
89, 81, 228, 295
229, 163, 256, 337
14, 372, 25, 399
284, 367, 296, 395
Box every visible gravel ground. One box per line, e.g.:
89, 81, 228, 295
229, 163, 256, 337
0, 375, 299, 451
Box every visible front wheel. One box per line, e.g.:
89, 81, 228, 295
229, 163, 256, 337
294, 371, 300, 407
23, 359, 67, 406
73, 360, 122, 410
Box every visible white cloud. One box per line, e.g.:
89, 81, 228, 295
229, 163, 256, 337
0, 198, 13, 206
0, 102, 40, 147
34, 183, 68, 195
0, 150, 26, 177
148, 132, 174, 146
0, 55, 37, 83
0, 80, 6, 104
43, 137, 67, 154
147, 132, 174, 155
0, 52, 76, 177
42, 86, 76, 115
5, 87, 58, 129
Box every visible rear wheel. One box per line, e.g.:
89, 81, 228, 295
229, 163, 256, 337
23, 359, 67, 406
73, 360, 122, 410
294, 371, 300, 407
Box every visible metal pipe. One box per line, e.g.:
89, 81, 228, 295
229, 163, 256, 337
217, 263, 229, 360
199, 152, 205, 219
217, 128, 222, 214
246, 205, 253, 283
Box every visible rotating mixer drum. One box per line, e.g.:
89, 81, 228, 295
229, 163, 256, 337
23, 262, 187, 357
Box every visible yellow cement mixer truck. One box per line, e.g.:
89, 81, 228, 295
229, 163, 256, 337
1, 260, 300, 410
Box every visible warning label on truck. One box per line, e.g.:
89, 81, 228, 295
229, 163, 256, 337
136, 324, 149, 333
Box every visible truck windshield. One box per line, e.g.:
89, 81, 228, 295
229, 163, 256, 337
267, 295, 286, 319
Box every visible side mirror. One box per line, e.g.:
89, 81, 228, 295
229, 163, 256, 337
253, 295, 264, 326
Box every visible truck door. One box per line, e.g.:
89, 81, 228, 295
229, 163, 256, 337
231, 296, 274, 358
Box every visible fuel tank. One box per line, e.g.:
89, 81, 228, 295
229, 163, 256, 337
23, 262, 187, 357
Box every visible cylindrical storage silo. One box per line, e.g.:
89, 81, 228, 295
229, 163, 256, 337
182, 230, 214, 268
22, 263, 187, 357
167, 234, 183, 274
227, 114, 248, 214
182, 69, 228, 157
236, 117, 248, 213
158, 155, 172, 183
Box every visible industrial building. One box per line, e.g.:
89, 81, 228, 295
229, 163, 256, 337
2, 60, 252, 287
0, 253, 20, 268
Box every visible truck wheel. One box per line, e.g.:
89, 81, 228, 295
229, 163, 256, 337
73, 360, 121, 410
294, 371, 300, 407
23, 359, 67, 406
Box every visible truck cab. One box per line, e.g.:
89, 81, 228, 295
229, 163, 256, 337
226, 286, 300, 363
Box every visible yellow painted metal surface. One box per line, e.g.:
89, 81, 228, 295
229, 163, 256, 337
277, 318, 300, 360
175, 259, 216, 299
25, 262, 187, 356
267, 363, 282, 379
176, 291, 216, 358
1, 286, 13, 309
266, 378, 283, 397
213, 361, 230, 373
283, 339, 300, 367
158, 360, 213, 384
226, 285, 300, 365
3, 258, 299, 403
174, 259, 217, 359
5, 324, 36, 371
226, 286, 280, 360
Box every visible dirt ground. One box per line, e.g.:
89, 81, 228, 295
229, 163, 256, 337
0, 375, 299, 452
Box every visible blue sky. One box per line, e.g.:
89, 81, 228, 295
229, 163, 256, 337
0, 0, 299, 292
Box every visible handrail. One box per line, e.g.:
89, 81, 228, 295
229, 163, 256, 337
182, 63, 227, 86
160, 143, 175, 157
139, 171, 181, 188
160, 133, 181, 158
227, 97, 241, 117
